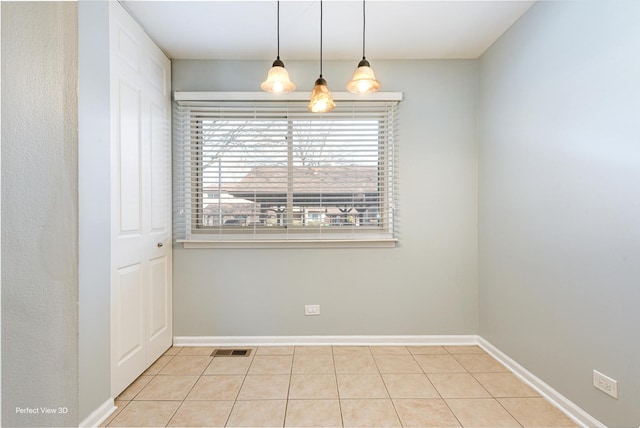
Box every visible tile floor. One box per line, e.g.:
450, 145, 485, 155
102, 345, 578, 427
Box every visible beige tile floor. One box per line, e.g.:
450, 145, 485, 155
102, 345, 578, 427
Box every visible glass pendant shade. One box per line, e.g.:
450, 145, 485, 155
262, 2, 295, 94
309, 1, 334, 113
347, 58, 381, 94
308, 77, 336, 113
261, 58, 296, 94
347, 1, 381, 94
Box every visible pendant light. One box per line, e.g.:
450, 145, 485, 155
261, 1, 296, 94
308, 0, 335, 113
346, 0, 381, 94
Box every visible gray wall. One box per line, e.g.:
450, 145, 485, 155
78, 0, 112, 422
1, 2, 79, 426
172, 59, 479, 336
478, 1, 640, 427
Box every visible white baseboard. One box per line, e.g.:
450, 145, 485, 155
478, 337, 605, 428
173, 334, 478, 347
79, 397, 116, 428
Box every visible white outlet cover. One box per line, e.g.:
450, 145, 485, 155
593, 369, 618, 399
304, 305, 320, 316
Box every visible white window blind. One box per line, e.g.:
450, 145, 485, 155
174, 93, 399, 246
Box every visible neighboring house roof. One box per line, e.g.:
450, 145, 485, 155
217, 166, 379, 205
202, 202, 254, 215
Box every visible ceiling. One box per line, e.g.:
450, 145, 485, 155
122, 1, 535, 61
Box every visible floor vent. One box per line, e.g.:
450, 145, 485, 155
211, 349, 252, 357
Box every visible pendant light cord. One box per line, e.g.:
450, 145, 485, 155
276, 1, 280, 59
320, 0, 323, 77
362, 0, 366, 60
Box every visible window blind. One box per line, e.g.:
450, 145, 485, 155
174, 94, 399, 244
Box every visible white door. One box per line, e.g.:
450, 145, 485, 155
109, 2, 172, 397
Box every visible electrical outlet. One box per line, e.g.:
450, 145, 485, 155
304, 304, 320, 316
593, 370, 618, 399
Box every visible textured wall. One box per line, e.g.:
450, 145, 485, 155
478, 1, 640, 426
1, 2, 79, 426
172, 59, 479, 337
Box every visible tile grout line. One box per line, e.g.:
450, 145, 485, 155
110, 351, 169, 426
408, 346, 445, 400
165, 352, 212, 427
397, 346, 468, 427
444, 346, 527, 428
437, 346, 471, 428
282, 348, 295, 428
370, 346, 404, 427
471, 372, 544, 427
493, 395, 526, 428
224, 348, 255, 427
331, 346, 345, 428
107, 352, 174, 427
163, 399, 185, 427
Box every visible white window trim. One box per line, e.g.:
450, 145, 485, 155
174, 91, 401, 249
174, 91, 403, 102
177, 238, 398, 249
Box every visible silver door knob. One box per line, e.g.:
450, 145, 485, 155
157, 242, 164, 247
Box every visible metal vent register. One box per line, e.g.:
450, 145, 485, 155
211, 349, 252, 357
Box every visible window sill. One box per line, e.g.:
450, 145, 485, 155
177, 239, 398, 249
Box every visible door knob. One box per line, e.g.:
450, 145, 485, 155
157, 242, 164, 248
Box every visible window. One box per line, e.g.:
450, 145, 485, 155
174, 92, 400, 247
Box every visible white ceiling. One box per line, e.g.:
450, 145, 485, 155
122, 0, 536, 60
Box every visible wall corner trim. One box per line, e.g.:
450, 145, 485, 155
79, 398, 116, 428
478, 337, 606, 428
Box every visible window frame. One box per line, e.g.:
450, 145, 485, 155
174, 92, 401, 249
